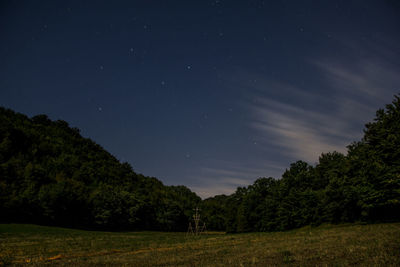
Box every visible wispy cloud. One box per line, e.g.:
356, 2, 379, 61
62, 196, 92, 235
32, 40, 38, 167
190, 37, 400, 198
247, 42, 400, 163
188, 160, 285, 199
250, 98, 353, 161
315, 59, 399, 102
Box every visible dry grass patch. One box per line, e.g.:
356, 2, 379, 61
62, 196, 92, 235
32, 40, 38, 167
1, 223, 399, 266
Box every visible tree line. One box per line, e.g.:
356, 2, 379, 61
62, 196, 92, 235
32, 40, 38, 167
0, 108, 200, 230
1, 95, 399, 232
202, 95, 400, 232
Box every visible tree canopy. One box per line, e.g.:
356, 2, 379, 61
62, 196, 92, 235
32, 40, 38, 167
201, 95, 400, 232
1, 95, 400, 232
0, 108, 200, 230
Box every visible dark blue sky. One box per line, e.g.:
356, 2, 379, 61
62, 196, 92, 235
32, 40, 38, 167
1, 0, 399, 197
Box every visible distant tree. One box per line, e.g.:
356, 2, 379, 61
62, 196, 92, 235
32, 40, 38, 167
0, 107, 200, 230
347, 95, 400, 221
1, 94, 400, 232
201, 195, 228, 231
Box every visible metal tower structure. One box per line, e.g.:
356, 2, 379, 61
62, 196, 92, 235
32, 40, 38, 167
187, 207, 206, 235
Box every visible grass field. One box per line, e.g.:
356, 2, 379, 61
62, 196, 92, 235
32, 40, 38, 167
1, 223, 400, 266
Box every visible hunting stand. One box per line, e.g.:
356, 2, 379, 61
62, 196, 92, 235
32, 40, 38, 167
187, 207, 206, 236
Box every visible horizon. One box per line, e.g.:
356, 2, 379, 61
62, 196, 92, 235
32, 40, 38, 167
0, 100, 397, 200
1, 1, 399, 198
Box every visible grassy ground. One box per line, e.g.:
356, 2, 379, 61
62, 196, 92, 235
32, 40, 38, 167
1, 223, 399, 266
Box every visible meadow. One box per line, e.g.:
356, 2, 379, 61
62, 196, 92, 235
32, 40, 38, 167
1, 223, 400, 266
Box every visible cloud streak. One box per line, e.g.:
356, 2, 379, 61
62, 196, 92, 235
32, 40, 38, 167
247, 46, 400, 163
250, 99, 352, 161
190, 37, 400, 198
188, 160, 285, 198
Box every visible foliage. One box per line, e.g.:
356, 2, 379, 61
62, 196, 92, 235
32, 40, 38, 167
0, 108, 200, 230
202, 95, 400, 232
1, 95, 400, 232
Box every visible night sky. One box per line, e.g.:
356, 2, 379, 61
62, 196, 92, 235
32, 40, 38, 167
1, 1, 399, 198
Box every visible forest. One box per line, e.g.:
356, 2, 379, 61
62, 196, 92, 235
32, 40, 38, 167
1, 95, 399, 232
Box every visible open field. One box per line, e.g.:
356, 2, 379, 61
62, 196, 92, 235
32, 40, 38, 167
1, 223, 400, 266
